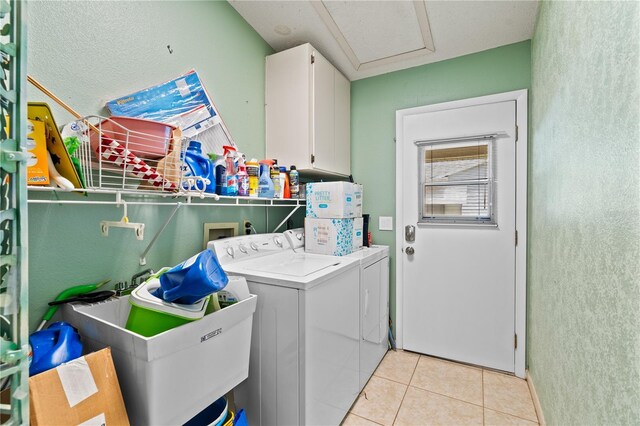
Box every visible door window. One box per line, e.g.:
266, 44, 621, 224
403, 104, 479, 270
418, 138, 495, 224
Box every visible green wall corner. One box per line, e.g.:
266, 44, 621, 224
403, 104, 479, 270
529, 2, 640, 424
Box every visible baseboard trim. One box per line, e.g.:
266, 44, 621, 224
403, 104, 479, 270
526, 370, 546, 426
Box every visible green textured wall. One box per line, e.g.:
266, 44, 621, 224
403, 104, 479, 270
25, 1, 305, 331
528, 2, 640, 424
351, 41, 531, 329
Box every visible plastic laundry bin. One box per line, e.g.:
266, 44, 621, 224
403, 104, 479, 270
125, 278, 208, 337
62, 292, 257, 425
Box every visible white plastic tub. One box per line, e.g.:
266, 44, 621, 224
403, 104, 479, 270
63, 294, 257, 425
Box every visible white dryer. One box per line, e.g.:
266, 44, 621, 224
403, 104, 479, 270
285, 229, 390, 390
209, 234, 361, 426
348, 245, 390, 389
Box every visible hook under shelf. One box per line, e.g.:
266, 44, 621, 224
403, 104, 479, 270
100, 201, 145, 240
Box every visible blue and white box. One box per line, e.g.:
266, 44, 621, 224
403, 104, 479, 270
306, 182, 363, 219
304, 217, 364, 256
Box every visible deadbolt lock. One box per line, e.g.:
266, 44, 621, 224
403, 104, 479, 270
405, 225, 415, 242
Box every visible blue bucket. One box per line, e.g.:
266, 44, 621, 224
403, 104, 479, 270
184, 397, 228, 426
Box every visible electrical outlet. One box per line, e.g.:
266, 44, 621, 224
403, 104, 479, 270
243, 220, 252, 235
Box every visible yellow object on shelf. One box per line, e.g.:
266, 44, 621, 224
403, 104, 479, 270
26, 119, 50, 185
27, 102, 84, 191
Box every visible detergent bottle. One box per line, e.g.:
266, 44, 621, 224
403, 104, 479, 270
280, 166, 290, 198
246, 159, 260, 197
258, 160, 275, 198
154, 249, 229, 305
182, 141, 214, 193
270, 160, 281, 199
222, 145, 238, 196
29, 322, 83, 376
289, 165, 299, 199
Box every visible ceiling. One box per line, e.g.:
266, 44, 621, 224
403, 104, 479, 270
230, 0, 539, 81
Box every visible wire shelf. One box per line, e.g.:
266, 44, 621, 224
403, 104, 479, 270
74, 115, 192, 194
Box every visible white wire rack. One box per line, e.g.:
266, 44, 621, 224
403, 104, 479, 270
27, 116, 306, 261
74, 115, 201, 194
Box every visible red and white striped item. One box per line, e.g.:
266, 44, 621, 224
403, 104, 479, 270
99, 136, 178, 191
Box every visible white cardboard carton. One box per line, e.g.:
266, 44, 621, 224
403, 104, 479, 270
306, 182, 363, 219
305, 217, 364, 256
63, 293, 256, 425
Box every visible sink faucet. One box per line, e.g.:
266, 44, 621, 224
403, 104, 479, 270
115, 269, 155, 296
131, 268, 154, 287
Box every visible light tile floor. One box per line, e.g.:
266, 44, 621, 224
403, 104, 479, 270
344, 350, 539, 426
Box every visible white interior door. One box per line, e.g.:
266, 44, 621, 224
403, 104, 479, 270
399, 100, 518, 372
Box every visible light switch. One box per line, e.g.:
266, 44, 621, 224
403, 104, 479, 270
379, 216, 393, 231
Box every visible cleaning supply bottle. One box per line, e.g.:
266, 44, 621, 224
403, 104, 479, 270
280, 166, 290, 198
182, 141, 214, 193
270, 161, 281, 199
216, 276, 251, 308
209, 154, 225, 195
29, 322, 83, 376
289, 165, 299, 199
246, 160, 260, 197
237, 156, 249, 197
222, 145, 238, 196
153, 249, 229, 305
258, 160, 275, 198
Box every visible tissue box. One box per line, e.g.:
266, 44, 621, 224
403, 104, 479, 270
305, 217, 363, 256
306, 182, 363, 219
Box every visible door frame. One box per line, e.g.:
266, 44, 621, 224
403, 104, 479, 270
395, 89, 528, 378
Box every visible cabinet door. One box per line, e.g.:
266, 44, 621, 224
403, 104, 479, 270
266, 44, 312, 169
311, 51, 335, 173
334, 69, 351, 176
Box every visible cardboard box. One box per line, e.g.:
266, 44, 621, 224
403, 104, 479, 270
306, 182, 363, 218
305, 217, 363, 256
26, 119, 50, 185
29, 348, 129, 426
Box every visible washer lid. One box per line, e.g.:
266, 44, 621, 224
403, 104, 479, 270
240, 252, 341, 277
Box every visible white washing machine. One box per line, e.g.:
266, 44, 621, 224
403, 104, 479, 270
285, 229, 390, 390
209, 234, 361, 426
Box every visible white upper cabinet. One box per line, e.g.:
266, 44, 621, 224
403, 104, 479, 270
266, 43, 351, 177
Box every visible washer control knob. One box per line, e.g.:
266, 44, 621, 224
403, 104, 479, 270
274, 237, 283, 247
250, 242, 259, 251
239, 244, 248, 254
226, 247, 235, 258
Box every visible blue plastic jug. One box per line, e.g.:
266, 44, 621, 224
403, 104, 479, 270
182, 141, 215, 193
29, 322, 83, 376
153, 249, 229, 304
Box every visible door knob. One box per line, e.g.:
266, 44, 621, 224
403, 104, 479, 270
406, 246, 415, 255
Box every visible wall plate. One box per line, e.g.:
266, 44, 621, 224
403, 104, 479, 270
379, 216, 393, 231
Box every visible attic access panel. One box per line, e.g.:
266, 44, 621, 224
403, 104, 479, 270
312, 0, 435, 71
